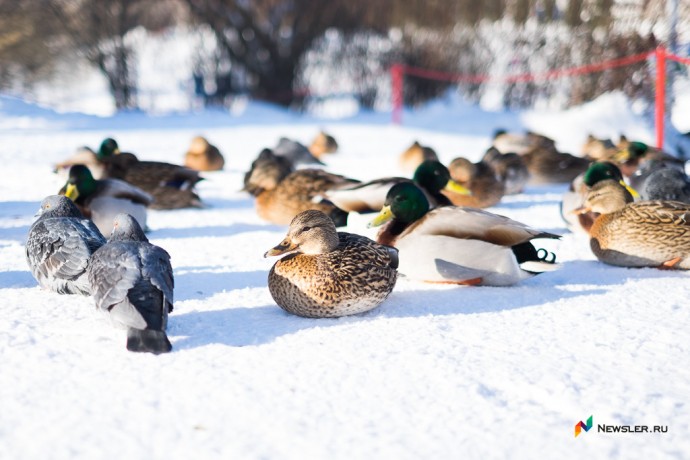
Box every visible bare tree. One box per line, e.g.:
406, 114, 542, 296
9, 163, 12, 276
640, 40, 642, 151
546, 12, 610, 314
47, 0, 181, 110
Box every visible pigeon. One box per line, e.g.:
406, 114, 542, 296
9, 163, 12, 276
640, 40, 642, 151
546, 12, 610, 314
88, 214, 174, 354
25, 195, 106, 295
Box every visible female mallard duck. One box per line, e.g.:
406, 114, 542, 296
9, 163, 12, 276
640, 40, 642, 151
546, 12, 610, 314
309, 131, 339, 159
60, 165, 153, 236
561, 162, 638, 234
184, 136, 225, 171
481, 148, 529, 195
368, 183, 559, 286
98, 137, 204, 210
576, 180, 690, 269
491, 129, 556, 155
522, 146, 590, 184
322, 160, 470, 213
244, 152, 359, 226
399, 141, 439, 174
443, 156, 505, 208
264, 210, 398, 318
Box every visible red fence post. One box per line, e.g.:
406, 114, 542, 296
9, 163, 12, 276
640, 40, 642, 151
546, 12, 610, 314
391, 64, 404, 125
655, 46, 666, 150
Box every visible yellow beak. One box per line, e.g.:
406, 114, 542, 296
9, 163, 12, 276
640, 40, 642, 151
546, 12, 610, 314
64, 183, 79, 201
264, 238, 298, 257
444, 179, 472, 195
620, 180, 640, 199
368, 205, 394, 228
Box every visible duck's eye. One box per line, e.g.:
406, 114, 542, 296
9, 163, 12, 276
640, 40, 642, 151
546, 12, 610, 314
301, 226, 312, 233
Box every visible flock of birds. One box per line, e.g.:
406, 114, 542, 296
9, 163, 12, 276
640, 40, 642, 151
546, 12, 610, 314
23, 128, 690, 354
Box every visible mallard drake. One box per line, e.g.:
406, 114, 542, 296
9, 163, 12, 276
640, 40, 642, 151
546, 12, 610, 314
60, 165, 153, 236
244, 151, 359, 226
184, 136, 225, 171
88, 214, 173, 354
576, 180, 690, 269
98, 138, 204, 210
613, 140, 685, 178
54, 146, 106, 180
522, 147, 590, 184
491, 129, 556, 155
561, 162, 638, 234
264, 210, 398, 318
399, 141, 439, 174
442, 156, 505, 208
481, 148, 529, 195
368, 183, 559, 286
322, 160, 470, 213
309, 131, 338, 159
25, 195, 106, 295
273, 137, 324, 166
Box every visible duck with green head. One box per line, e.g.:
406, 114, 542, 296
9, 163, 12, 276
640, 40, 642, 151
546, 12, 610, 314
60, 164, 153, 236
322, 160, 470, 214
561, 161, 639, 234
369, 182, 559, 286
575, 179, 690, 269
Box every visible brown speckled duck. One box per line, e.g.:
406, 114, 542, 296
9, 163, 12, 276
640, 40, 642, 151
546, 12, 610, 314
577, 180, 690, 269
399, 141, 439, 174
184, 136, 225, 171
244, 150, 359, 226
265, 210, 398, 318
443, 156, 505, 208
308, 131, 339, 159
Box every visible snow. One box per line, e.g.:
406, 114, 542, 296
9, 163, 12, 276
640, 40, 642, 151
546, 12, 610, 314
1, 93, 689, 459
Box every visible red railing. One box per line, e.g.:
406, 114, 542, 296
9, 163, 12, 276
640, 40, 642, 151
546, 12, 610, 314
391, 46, 690, 150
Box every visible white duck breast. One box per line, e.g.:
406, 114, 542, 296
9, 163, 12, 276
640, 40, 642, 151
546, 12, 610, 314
89, 179, 152, 235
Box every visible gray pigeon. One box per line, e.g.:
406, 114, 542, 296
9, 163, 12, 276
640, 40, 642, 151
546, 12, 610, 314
273, 137, 325, 166
25, 195, 106, 295
88, 214, 173, 354
641, 166, 690, 202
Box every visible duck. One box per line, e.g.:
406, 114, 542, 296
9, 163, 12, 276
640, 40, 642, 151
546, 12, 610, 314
54, 146, 106, 180
273, 137, 324, 166
481, 147, 529, 195
309, 131, 338, 159
368, 182, 559, 286
491, 129, 556, 155
399, 141, 439, 174
321, 160, 470, 213
561, 162, 638, 234
242, 148, 294, 195
576, 180, 690, 269
442, 156, 505, 208
264, 210, 398, 318
184, 136, 225, 171
611, 140, 684, 178
59, 165, 153, 236
88, 214, 173, 353
98, 137, 204, 210
244, 151, 359, 226
25, 195, 106, 295
581, 134, 617, 161
522, 147, 590, 184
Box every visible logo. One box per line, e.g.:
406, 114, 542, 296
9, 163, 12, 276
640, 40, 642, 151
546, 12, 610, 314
575, 415, 593, 437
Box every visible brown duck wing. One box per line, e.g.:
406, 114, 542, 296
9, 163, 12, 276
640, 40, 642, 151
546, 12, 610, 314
277, 169, 359, 198
399, 206, 559, 246
626, 200, 690, 226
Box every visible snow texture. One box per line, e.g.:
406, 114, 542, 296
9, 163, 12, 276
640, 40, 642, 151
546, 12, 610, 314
0, 93, 688, 459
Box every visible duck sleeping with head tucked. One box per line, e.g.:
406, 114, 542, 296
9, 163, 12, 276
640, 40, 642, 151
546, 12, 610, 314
369, 183, 559, 286
265, 210, 398, 318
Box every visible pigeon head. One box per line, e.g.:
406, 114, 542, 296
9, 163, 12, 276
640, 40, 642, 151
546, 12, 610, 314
110, 213, 148, 242
38, 195, 83, 218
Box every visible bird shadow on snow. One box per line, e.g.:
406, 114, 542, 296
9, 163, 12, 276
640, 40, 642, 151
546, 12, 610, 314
149, 222, 282, 239
174, 269, 267, 301
0, 224, 30, 243
0, 270, 36, 289
170, 259, 675, 350
200, 197, 255, 210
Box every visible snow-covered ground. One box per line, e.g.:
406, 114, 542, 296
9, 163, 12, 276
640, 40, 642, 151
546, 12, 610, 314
0, 93, 688, 459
